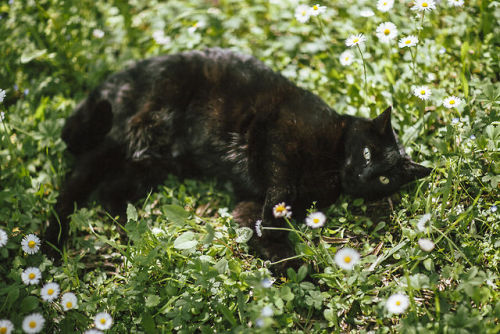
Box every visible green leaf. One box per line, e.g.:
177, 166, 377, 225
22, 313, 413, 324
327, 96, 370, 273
141, 312, 157, 334
460, 71, 469, 99
423, 258, 433, 271
20, 49, 47, 63
127, 203, 138, 222
297, 265, 308, 282
235, 227, 253, 243
280, 286, 295, 302
217, 303, 237, 327
324, 308, 336, 322
287, 267, 297, 282
384, 66, 395, 85
173, 231, 198, 250
145, 295, 161, 308
203, 223, 215, 245
20, 296, 39, 313
5, 287, 19, 309
214, 258, 229, 274
163, 204, 190, 225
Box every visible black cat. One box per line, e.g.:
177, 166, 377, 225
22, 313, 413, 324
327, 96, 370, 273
46, 48, 431, 264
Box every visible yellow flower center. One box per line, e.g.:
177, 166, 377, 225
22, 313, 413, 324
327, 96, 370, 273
313, 5, 318, 10
405, 40, 411, 44
449, 100, 455, 104
301, 10, 306, 16
313, 218, 320, 224
48, 288, 54, 295
100, 318, 107, 325
29, 273, 36, 279
28, 240, 36, 248
421, 90, 426, 95
384, 29, 390, 35
345, 56, 349, 60
1, 327, 7, 334
66, 301, 73, 308
276, 206, 285, 213
383, 1, 387, 5
396, 300, 401, 306
344, 256, 351, 263
353, 38, 359, 43
29, 321, 37, 329
422, 2, 428, 7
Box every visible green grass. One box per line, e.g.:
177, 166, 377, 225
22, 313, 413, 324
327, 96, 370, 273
0, 0, 499, 333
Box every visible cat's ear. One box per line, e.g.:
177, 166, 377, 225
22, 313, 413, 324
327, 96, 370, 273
373, 106, 392, 135
403, 159, 432, 181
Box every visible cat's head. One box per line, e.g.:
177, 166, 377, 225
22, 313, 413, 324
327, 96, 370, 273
340, 106, 431, 200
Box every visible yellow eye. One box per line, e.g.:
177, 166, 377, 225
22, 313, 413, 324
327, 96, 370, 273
363, 147, 371, 161
379, 176, 390, 184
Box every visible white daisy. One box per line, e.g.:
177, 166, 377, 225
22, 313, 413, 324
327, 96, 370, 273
152, 30, 171, 45
41, 282, 60, 302
448, 0, 464, 6
411, 0, 436, 12
398, 35, 419, 48
310, 4, 327, 16
359, 8, 375, 17
22, 313, 45, 334
377, 0, 394, 12
61, 292, 78, 311
273, 202, 292, 219
21, 234, 41, 255
386, 293, 410, 314
0, 319, 14, 334
418, 238, 435, 252
339, 50, 354, 66
84, 330, 103, 334
0, 228, 7, 247
305, 211, 326, 229
334, 247, 360, 270
92, 29, 104, 39
21, 267, 42, 285
188, 21, 204, 34
94, 312, 113, 330
0, 89, 6, 103
345, 33, 366, 47
413, 85, 432, 100
261, 306, 274, 317
417, 213, 431, 232
255, 220, 262, 237
443, 96, 463, 108
295, 5, 311, 23
376, 22, 398, 43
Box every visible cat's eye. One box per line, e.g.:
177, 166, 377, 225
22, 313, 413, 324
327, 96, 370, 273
363, 147, 371, 161
379, 176, 390, 184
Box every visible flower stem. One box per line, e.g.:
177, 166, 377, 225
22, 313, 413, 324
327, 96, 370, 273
356, 44, 368, 105
413, 12, 425, 83
316, 17, 336, 58
270, 254, 306, 266
409, 47, 417, 83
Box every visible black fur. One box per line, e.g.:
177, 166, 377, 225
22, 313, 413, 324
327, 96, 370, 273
46, 48, 431, 264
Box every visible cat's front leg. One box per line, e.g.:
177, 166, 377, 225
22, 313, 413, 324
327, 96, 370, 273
254, 184, 301, 266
